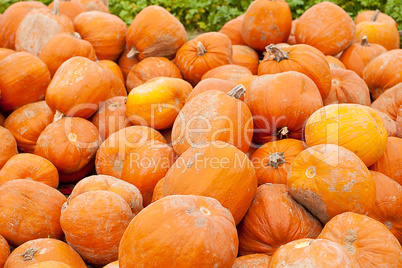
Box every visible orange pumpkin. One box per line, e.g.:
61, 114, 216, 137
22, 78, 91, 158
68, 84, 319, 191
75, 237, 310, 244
0, 127, 18, 170
219, 16, 246, 46
187, 78, 237, 102
258, 44, 331, 99
26, 261, 72, 268
0, 52, 51, 113
363, 49, 402, 100
238, 184, 322, 256
318, 212, 402, 267
324, 68, 371, 106
75, 0, 108, 12
245, 72, 323, 144
0, 48, 16, 61
118, 46, 139, 81
126, 5, 187, 60
48, 0, 85, 21
126, 57, 182, 91
201, 64, 253, 83
397, 107, 402, 138
74, 11, 127, 61
34, 117, 100, 174
241, 0, 292, 51
175, 32, 233, 86
295, 2, 355, 55
287, 19, 299, 45
0, 180, 66, 246
0, 153, 59, 188
232, 45, 259, 75
376, 110, 397, 137
4, 238, 86, 268
325, 55, 346, 69
60, 190, 133, 267
97, 60, 125, 84
371, 83, 402, 121
355, 9, 397, 27
103, 261, 119, 268
232, 254, 271, 268
151, 177, 165, 203
0, 235, 9, 268
119, 195, 238, 267
251, 139, 306, 185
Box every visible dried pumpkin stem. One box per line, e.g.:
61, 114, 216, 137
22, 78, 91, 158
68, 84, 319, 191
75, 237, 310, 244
227, 84, 246, 99
51, 0, 60, 16
267, 152, 285, 169
73, 32, 82, 39
371, 9, 380, 22
196, 42, 207, 56
361, 36, 369, 47
127, 47, 139, 58
266, 44, 289, 62
277, 127, 289, 140
22, 247, 39, 261
53, 110, 65, 122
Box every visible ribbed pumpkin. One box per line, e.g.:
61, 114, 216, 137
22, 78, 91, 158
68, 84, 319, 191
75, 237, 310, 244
305, 104, 388, 167
97, 60, 124, 84
26, 261, 71, 268
232, 254, 271, 268
245, 72, 323, 144
241, 0, 292, 51
258, 44, 332, 99
0, 180, 66, 246
339, 36, 386, 77
119, 195, 238, 268
251, 139, 306, 185
371, 83, 402, 121
232, 45, 259, 75
172, 85, 253, 155
363, 49, 402, 100
0, 48, 15, 61
0, 154, 59, 188
269, 238, 359, 267
126, 5, 187, 60
4, 238, 86, 268
376, 110, 397, 137
95, 126, 166, 179
0, 127, 18, 170
355, 9, 397, 27
201, 64, 253, 84
187, 78, 237, 102
163, 142, 258, 225
325, 55, 346, 69
324, 68, 371, 106
238, 184, 323, 256
0, 235, 9, 268
74, 11, 127, 61
287, 144, 376, 224
40, 32, 96, 76
68, 175, 143, 215
126, 77, 192, 130
126, 57, 182, 91
0, 52, 51, 113
118, 46, 139, 81
48, 0, 85, 21
151, 177, 165, 203
219, 16, 246, 46
295, 2, 355, 56
35, 117, 100, 175
318, 212, 402, 267
175, 32, 233, 86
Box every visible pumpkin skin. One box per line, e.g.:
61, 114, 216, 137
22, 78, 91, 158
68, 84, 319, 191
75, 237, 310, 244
287, 144, 376, 224
305, 104, 388, 167
75, 0, 108, 12
339, 36, 386, 78
40, 32, 96, 76
126, 5, 187, 61
397, 107, 402, 138
4, 238, 86, 268
119, 195, 238, 268
245, 72, 323, 144
325, 55, 346, 69
48, 0, 85, 21
34, 117, 100, 174
74, 11, 127, 61
121, 140, 175, 206
219, 16, 246, 46
371, 83, 402, 121
0, 1, 48, 49
68, 175, 143, 215
61, 191, 133, 267
0, 235, 9, 268
232, 254, 271, 268
126, 57, 182, 91
370, 137, 402, 186
126, 77, 192, 130
363, 49, 402, 100
102, 67, 128, 99
324, 68, 371, 106
0, 48, 16, 61
95, 126, 166, 179
118, 46, 139, 81
268, 238, 359, 268
232, 45, 259, 75
187, 78, 237, 102
26, 261, 71, 268
250, 139, 306, 185
0, 52, 51, 113
175, 32, 233, 86
0, 180, 66, 247
163, 142, 258, 225
355, 10, 397, 27
201, 64, 253, 84
172, 85, 253, 156
287, 19, 298, 45
151, 177, 165, 203
241, 0, 292, 51
318, 212, 402, 267
258, 44, 332, 99
97, 60, 125, 84
103, 261, 119, 268
376, 110, 397, 137
0, 127, 18, 170
0, 154, 59, 188
238, 184, 323, 256
367, 171, 402, 244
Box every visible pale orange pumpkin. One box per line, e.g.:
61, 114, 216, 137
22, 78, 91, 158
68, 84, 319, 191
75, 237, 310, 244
97, 60, 125, 84
219, 16, 246, 46
0, 235, 9, 268
232, 254, 271, 268
232, 45, 259, 75
325, 55, 346, 69
375, 110, 397, 137
371, 83, 402, 121
355, 9, 397, 27
0, 126, 18, 170
151, 177, 165, 203
186, 78, 237, 102
201, 64, 253, 84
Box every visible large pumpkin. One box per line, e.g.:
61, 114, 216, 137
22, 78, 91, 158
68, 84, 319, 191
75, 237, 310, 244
201, 64, 253, 84
0, 235, 9, 268
245, 72, 323, 144
219, 16, 246, 46
232, 45, 259, 75
238, 184, 322, 256
0, 127, 18, 170
295, 1, 356, 56
287, 144, 376, 223
371, 83, 402, 121
119, 195, 238, 268
305, 104, 388, 167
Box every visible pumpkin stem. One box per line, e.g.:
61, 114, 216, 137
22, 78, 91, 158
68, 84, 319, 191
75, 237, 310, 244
265, 44, 289, 62
371, 9, 380, 22
267, 152, 285, 169
127, 47, 139, 58
73, 32, 82, 39
196, 42, 207, 56
124, 97, 127, 104
227, 84, 246, 99
53, 110, 65, 122
22, 247, 39, 261
51, 0, 60, 16
361, 36, 369, 47
277, 127, 289, 140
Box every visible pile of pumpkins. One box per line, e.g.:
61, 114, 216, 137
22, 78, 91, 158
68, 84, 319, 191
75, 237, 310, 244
0, 0, 401, 266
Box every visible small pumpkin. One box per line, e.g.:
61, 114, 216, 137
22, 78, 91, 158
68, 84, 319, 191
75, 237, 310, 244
232, 45, 259, 75
186, 78, 237, 102
201, 64, 253, 84
151, 177, 165, 203
0, 235, 9, 268
355, 9, 397, 27
232, 254, 271, 268
48, 0, 85, 21
371, 83, 402, 121
0, 127, 18, 170
325, 55, 346, 69
219, 16, 246, 46
118, 46, 139, 81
